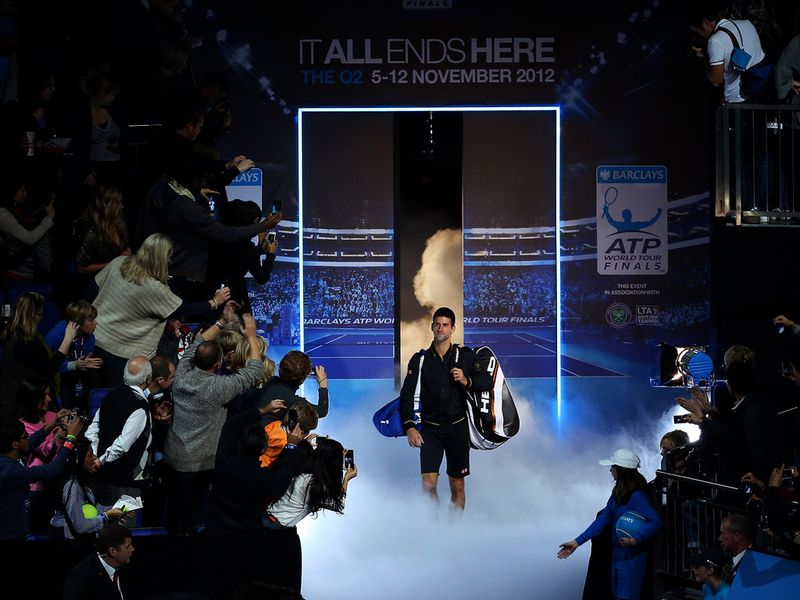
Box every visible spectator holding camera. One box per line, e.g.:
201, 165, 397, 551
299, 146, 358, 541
16, 378, 70, 533
742, 463, 800, 558
0, 410, 83, 543
233, 350, 328, 423
262, 432, 356, 592
206, 400, 306, 534
207, 199, 278, 312
677, 346, 782, 486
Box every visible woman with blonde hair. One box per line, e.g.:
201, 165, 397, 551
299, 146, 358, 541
92, 233, 231, 386
0, 292, 79, 404
230, 335, 275, 383
76, 186, 130, 276
225, 335, 276, 417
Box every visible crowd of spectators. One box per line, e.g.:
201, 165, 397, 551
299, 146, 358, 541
303, 268, 393, 322
0, 3, 354, 598
464, 267, 555, 323
654, 322, 800, 597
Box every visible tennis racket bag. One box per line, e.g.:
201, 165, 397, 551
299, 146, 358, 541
464, 346, 519, 450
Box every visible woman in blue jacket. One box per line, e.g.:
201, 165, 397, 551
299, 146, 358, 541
558, 448, 661, 600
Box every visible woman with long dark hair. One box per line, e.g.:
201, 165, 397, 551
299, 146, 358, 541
266, 437, 356, 527
50, 437, 125, 549
557, 449, 661, 600
16, 378, 70, 533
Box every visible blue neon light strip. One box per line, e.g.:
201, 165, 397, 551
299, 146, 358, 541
555, 107, 562, 419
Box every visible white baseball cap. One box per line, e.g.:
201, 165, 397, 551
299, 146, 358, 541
599, 448, 640, 469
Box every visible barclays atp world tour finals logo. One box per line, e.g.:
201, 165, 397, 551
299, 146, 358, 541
596, 166, 668, 276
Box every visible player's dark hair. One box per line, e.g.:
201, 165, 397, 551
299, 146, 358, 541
432, 307, 456, 326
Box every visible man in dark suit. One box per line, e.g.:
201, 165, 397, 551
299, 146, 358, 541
63, 523, 135, 600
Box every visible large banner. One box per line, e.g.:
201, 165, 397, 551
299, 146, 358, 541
186, 1, 712, 380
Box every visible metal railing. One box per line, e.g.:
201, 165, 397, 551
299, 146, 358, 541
653, 470, 742, 599
716, 103, 800, 226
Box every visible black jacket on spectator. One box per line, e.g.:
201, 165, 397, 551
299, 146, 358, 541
206, 240, 275, 312
137, 179, 263, 283
228, 376, 329, 424
62, 552, 129, 600
206, 407, 303, 533
700, 389, 782, 485
96, 387, 151, 488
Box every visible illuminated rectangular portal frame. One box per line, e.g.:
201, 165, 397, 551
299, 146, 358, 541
297, 106, 562, 416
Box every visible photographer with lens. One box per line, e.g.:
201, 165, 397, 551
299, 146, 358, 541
741, 463, 800, 559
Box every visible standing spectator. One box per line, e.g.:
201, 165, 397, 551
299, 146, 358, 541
207, 199, 278, 311
164, 314, 264, 534
677, 346, 782, 486
0, 292, 79, 403
0, 177, 55, 280
235, 350, 328, 422
75, 186, 130, 299
689, 7, 767, 103
206, 399, 303, 534
69, 68, 127, 189
44, 300, 102, 410
140, 355, 175, 526
91, 233, 228, 387
558, 448, 661, 600
85, 356, 152, 506
262, 435, 356, 592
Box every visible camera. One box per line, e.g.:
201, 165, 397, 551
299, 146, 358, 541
673, 414, 694, 424
267, 232, 276, 244
344, 449, 355, 469
71, 409, 91, 425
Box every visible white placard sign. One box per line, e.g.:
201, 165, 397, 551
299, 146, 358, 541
596, 165, 668, 276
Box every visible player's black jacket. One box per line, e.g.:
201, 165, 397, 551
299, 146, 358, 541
400, 343, 492, 430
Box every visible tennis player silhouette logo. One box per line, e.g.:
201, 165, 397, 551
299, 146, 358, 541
601, 187, 663, 234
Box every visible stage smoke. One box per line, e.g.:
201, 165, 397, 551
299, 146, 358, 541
400, 228, 464, 369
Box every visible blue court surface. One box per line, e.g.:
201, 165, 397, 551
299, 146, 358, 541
304, 327, 627, 380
